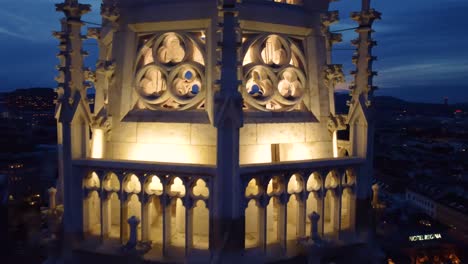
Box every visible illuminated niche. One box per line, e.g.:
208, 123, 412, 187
274, 0, 303, 5
134, 32, 206, 110
242, 34, 307, 111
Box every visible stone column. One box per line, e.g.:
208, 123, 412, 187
102, 194, 110, 239
298, 193, 307, 238
162, 195, 171, 256
185, 198, 194, 256
319, 191, 326, 237
348, 189, 357, 233
279, 194, 288, 252
212, 0, 245, 252
120, 193, 127, 244
99, 189, 104, 242
48, 187, 57, 210
333, 190, 342, 237
141, 195, 148, 242
259, 196, 268, 253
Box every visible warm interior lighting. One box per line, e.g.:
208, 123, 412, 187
332, 131, 338, 158
126, 143, 214, 164
91, 128, 104, 159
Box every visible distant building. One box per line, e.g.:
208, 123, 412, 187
406, 186, 441, 218
406, 185, 468, 240
436, 193, 468, 235
0, 146, 57, 202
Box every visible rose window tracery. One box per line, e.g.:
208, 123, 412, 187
242, 34, 307, 111
134, 32, 205, 110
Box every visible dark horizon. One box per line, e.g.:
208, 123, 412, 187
0, 0, 467, 102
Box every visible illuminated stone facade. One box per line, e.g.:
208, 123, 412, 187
54, 0, 379, 261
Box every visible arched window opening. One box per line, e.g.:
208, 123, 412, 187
267, 176, 283, 196
124, 174, 142, 194
104, 173, 120, 192
169, 198, 186, 248
169, 177, 186, 197
323, 190, 337, 236
325, 171, 339, 189
192, 179, 209, 198
287, 174, 303, 194
146, 175, 163, 195
245, 178, 260, 197
266, 196, 282, 245
286, 194, 301, 241
145, 196, 163, 245
103, 192, 120, 239
192, 200, 209, 249
123, 194, 142, 242
84, 171, 100, 189
245, 199, 260, 248
84, 191, 101, 236
306, 192, 319, 237
341, 188, 354, 231
306, 172, 322, 192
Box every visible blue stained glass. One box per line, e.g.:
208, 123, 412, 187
184, 71, 193, 80
249, 84, 260, 95
191, 84, 200, 94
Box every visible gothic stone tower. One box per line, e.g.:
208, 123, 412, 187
54, 0, 379, 262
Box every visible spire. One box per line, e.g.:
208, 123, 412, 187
214, 0, 243, 128
56, 0, 91, 19
54, 0, 90, 110
349, 0, 381, 110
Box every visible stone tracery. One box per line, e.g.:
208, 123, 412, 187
134, 32, 205, 110
242, 34, 307, 111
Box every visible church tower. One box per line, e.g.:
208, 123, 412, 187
54, 0, 379, 262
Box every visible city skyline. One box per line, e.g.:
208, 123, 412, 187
0, 0, 467, 103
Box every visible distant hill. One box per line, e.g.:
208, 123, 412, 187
334, 93, 467, 116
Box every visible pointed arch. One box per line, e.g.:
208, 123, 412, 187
245, 199, 260, 248
83, 190, 101, 236
192, 200, 209, 249
103, 192, 120, 239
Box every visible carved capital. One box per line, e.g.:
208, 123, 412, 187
83, 68, 96, 83
96, 60, 116, 76
101, 0, 120, 22
87, 27, 101, 40
321, 11, 340, 27
56, 0, 91, 18
323, 64, 345, 87
327, 114, 347, 134
330, 33, 342, 45
351, 9, 381, 26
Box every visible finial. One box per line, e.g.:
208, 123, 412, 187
362, 0, 371, 11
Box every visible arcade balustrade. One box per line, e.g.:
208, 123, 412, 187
240, 157, 364, 255
74, 156, 363, 257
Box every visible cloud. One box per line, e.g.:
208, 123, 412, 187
0, 27, 31, 40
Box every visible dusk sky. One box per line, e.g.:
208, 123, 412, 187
0, 0, 467, 103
